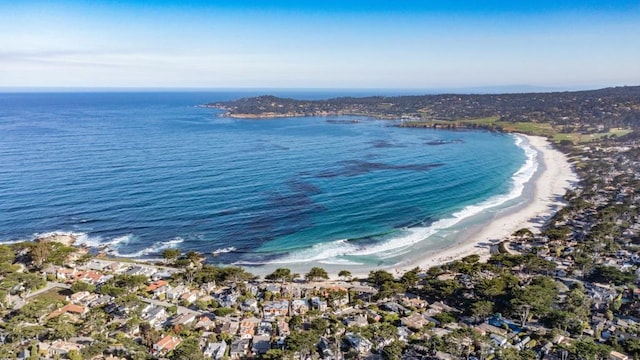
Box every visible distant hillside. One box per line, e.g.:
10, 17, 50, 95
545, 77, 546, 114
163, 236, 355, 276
206, 86, 640, 129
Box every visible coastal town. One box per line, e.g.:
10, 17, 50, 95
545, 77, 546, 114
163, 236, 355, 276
2, 129, 640, 359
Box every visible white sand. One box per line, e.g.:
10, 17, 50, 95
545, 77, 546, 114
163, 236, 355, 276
397, 134, 577, 273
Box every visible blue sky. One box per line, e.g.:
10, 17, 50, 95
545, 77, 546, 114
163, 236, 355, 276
1, 1, 639, 90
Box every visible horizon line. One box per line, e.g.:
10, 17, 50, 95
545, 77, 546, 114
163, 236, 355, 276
1, 84, 637, 95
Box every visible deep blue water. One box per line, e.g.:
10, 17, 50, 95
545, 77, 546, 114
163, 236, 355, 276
0, 92, 527, 268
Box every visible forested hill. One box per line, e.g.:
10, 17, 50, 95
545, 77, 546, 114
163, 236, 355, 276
207, 86, 640, 128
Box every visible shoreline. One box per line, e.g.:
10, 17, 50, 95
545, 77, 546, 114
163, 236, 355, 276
240, 134, 578, 280
241, 134, 578, 279
393, 134, 577, 275
3, 134, 578, 281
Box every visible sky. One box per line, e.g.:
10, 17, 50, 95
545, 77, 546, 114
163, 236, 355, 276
1, 0, 639, 90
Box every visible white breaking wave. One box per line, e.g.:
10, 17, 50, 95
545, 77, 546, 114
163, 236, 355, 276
113, 237, 184, 258
257, 134, 538, 265
212, 246, 237, 255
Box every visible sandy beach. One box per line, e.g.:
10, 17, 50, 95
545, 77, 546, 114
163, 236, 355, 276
395, 134, 577, 274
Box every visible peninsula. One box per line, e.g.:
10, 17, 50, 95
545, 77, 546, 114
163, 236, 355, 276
206, 86, 640, 130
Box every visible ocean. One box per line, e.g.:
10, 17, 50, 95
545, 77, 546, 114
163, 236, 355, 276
0, 91, 533, 272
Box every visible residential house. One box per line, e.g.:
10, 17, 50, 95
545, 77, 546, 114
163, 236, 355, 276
180, 290, 199, 304
473, 323, 508, 337
217, 317, 240, 335
251, 335, 271, 356
203, 341, 227, 360
170, 313, 197, 327
126, 266, 156, 277
55, 267, 79, 281
88, 294, 113, 307
401, 312, 429, 330
239, 317, 260, 339
152, 268, 177, 280
215, 290, 239, 308
365, 309, 381, 322
291, 299, 309, 315
75, 270, 108, 284
229, 338, 250, 359
153, 335, 182, 355
142, 305, 167, 328
40, 341, 83, 358
401, 296, 427, 310
397, 327, 413, 343
262, 300, 289, 320
241, 298, 259, 313
84, 259, 112, 271
344, 314, 368, 328
69, 291, 91, 304
257, 322, 273, 336
318, 337, 334, 359
489, 333, 508, 347
200, 282, 217, 295
147, 280, 169, 293
276, 319, 290, 337
344, 332, 372, 354
195, 315, 216, 330
311, 297, 327, 312
166, 285, 188, 302
381, 302, 409, 315
46, 304, 87, 321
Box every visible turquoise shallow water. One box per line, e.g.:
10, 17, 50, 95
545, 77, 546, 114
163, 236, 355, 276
0, 92, 527, 268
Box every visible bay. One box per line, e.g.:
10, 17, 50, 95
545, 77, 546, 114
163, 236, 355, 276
0, 92, 526, 269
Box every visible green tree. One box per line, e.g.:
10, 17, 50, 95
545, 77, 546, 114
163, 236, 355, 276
367, 270, 394, 286
311, 318, 329, 334
162, 248, 181, 264
513, 228, 534, 240
338, 270, 352, 280
0, 244, 16, 275
81, 341, 108, 358
288, 315, 303, 331
70, 281, 95, 293
470, 300, 494, 322
219, 266, 254, 283
496, 348, 537, 360
382, 341, 405, 360
286, 331, 317, 359
306, 267, 329, 282
378, 281, 406, 299
185, 251, 203, 265
588, 265, 636, 285
67, 350, 82, 360
49, 321, 77, 341
30, 241, 50, 267
260, 349, 285, 360
564, 283, 591, 321
265, 268, 293, 283
572, 338, 610, 360
140, 323, 161, 347
400, 267, 420, 287
510, 276, 557, 326
170, 337, 204, 360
